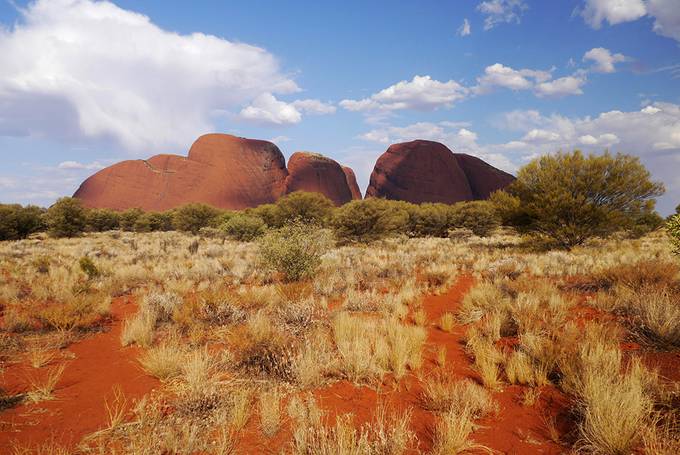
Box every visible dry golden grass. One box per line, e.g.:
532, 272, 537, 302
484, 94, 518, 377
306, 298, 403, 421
421, 374, 497, 417
26, 364, 65, 403
438, 312, 455, 332
466, 329, 503, 390
259, 388, 282, 437
120, 310, 155, 347
138, 343, 184, 380
431, 405, 492, 455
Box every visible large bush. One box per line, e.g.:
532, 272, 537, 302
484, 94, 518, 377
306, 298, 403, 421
493, 151, 664, 249
44, 197, 87, 238
258, 221, 333, 281
0, 204, 45, 241
275, 191, 334, 226
172, 203, 222, 233
134, 211, 174, 232
247, 203, 281, 228
409, 203, 451, 237
86, 208, 120, 232
332, 198, 409, 243
119, 208, 144, 231
222, 214, 267, 241
668, 214, 680, 255
449, 201, 500, 237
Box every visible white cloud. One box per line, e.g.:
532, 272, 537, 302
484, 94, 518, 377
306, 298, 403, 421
269, 135, 291, 144
340, 75, 468, 113
647, 0, 680, 42
581, 0, 646, 28
290, 99, 336, 115
57, 160, 106, 170
477, 0, 529, 30
359, 121, 517, 172
580, 0, 680, 43
496, 102, 680, 213
0, 0, 301, 152
458, 18, 471, 36
534, 74, 587, 98
474, 63, 553, 94
239, 93, 302, 125
583, 47, 628, 73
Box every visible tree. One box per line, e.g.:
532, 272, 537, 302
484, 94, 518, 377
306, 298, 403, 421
493, 151, 664, 248
275, 191, 334, 226
449, 201, 501, 237
222, 214, 267, 241
86, 208, 120, 232
119, 208, 144, 231
172, 203, 222, 233
44, 197, 87, 238
332, 198, 409, 243
0, 204, 45, 241
134, 211, 174, 232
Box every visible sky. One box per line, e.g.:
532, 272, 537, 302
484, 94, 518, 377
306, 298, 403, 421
0, 0, 679, 213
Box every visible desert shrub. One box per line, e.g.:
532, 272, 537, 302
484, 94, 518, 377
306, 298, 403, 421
409, 203, 450, 237
449, 200, 500, 237
0, 204, 45, 241
79, 256, 100, 280
248, 203, 281, 227
44, 197, 87, 238
627, 210, 664, 238
172, 203, 222, 233
258, 221, 333, 282
493, 150, 664, 248
275, 191, 334, 226
119, 208, 144, 231
222, 214, 266, 241
86, 208, 120, 232
332, 198, 409, 243
668, 214, 680, 255
134, 211, 173, 232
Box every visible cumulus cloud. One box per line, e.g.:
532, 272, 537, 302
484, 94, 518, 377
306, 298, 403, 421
339, 75, 468, 113
458, 18, 471, 36
580, 0, 680, 43
583, 47, 628, 73
581, 0, 647, 28
239, 93, 302, 125
534, 74, 587, 98
359, 121, 517, 172
496, 102, 680, 213
291, 99, 336, 115
477, 0, 529, 30
0, 0, 304, 152
57, 160, 107, 170
474, 63, 552, 94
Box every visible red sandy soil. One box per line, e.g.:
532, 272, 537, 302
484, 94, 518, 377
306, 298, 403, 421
0, 297, 158, 452
231, 275, 570, 454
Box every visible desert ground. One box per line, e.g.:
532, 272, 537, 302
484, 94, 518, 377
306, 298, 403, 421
1, 228, 678, 454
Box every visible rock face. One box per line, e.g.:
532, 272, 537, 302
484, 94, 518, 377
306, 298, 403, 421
74, 134, 360, 211
284, 152, 359, 205
341, 166, 362, 201
365, 140, 514, 203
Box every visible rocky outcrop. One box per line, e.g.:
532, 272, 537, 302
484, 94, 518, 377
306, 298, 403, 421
74, 134, 361, 210
341, 166, 362, 201
365, 140, 513, 203
284, 152, 358, 205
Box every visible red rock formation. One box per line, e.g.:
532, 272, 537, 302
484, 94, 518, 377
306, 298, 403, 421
453, 153, 515, 200
284, 152, 356, 205
365, 140, 513, 203
74, 134, 287, 211
341, 166, 362, 201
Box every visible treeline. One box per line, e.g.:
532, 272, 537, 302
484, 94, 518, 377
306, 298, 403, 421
1, 151, 674, 248
0, 192, 501, 243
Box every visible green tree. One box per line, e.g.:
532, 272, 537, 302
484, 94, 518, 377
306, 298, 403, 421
44, 197, 87, 238
493, 151, 664, 248
0, 204, 45, 241
258, 220, 333, 282
86, 208, 120, 232
332, 198, 409, 243
134, 211, 174, 232
410, 203, 450, 237
119, 208, 144, 231
247, 203, 282, 228
275, 191, 334, 226
222, 213, 267, 241
449, 201, 501, 237
172, 203, 222, 233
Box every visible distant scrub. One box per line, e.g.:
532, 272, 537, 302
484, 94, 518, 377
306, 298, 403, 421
222, 214, 266, 241
0, 204, 44, 241
668, 214, 680, 255
44, 197, 87, 238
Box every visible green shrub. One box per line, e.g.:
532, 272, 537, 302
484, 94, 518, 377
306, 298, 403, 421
119, 208, 144, 231
79, 256, 100, 280
134, 211, 173, 232
332, 198, 409, 243
44, 197, 87, 238
0, 204, 45, 241
449, 201, 500, 237
258, 221, 333, 281
222, 214, 267, 241
493, 151, 664, 248
410, 203, 451, 237
668, 214, 680, 255
275, 191, 334, 226
248, 203, 281, 228
172, 203, 222, 233
86, 208, 120, 232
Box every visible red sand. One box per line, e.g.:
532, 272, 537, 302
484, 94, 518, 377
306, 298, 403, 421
0, 297, 158, 451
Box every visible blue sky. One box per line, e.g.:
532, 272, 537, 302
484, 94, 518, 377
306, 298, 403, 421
0, 0, 679, 213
